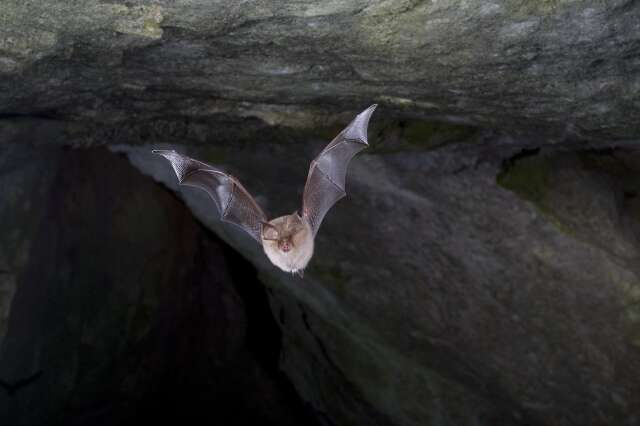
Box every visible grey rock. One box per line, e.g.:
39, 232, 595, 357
126, 133, 640, 426
0, 1, 639, 139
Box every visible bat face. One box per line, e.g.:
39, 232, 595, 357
261, 213, 314, 274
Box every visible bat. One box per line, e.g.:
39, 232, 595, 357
153, 104, 377, 276
0, 370, 43, 397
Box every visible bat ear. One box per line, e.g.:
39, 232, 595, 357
261, 222, 279, 240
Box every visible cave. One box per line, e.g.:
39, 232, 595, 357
1, 2, 640, 426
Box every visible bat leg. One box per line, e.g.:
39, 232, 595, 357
296, 269, 305, 279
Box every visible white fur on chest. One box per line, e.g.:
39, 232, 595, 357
261, 222, 314, 273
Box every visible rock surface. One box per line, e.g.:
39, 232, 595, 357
123, 133, 640, 426
2, 1, 640, 426
1, 0, 639, 140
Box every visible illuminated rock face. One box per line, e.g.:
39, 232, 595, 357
2, 1, 640, 425
0, 1, 639, 140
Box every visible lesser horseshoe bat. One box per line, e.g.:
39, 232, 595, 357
153, 104, 377, 276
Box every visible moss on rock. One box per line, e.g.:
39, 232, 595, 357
497, 152, 552, 208
496, 151, 580, 235
403, 120, 478, 150
369, 119, 479, 154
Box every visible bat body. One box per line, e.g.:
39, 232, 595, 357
262, 214, 314, 273
154, 104, 377, 275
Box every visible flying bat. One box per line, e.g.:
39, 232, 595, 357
153, 104, 377, 276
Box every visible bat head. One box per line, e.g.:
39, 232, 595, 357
261, 213, 307, 254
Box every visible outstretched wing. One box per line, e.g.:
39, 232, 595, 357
302, 104, 377, 236
153, 150, 267, 243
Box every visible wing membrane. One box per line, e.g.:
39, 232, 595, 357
154, 150, 267, 242
302, 104, 377, 236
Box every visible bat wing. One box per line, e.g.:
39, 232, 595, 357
153, 150, 267, 243
302, 104, 377, 237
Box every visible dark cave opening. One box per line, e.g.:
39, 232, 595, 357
0, 146, 317, 426
122, 232, 319, 426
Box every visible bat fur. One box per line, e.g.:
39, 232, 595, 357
261, 213, 314, 275
154, 104, 377, 276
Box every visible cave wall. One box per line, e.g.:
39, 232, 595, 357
120, 127, 640, 426
3, 107, 640, 426
1, 0, 639, 140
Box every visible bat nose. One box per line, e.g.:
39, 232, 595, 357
281, 242, 291, 252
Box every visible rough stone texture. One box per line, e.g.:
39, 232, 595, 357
121, 132, 640, 426
1, 1, 639, 140
0, 144, 315, 426
2, 1, 640, 426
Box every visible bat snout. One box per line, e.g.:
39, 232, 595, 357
279, 240, 292, 252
